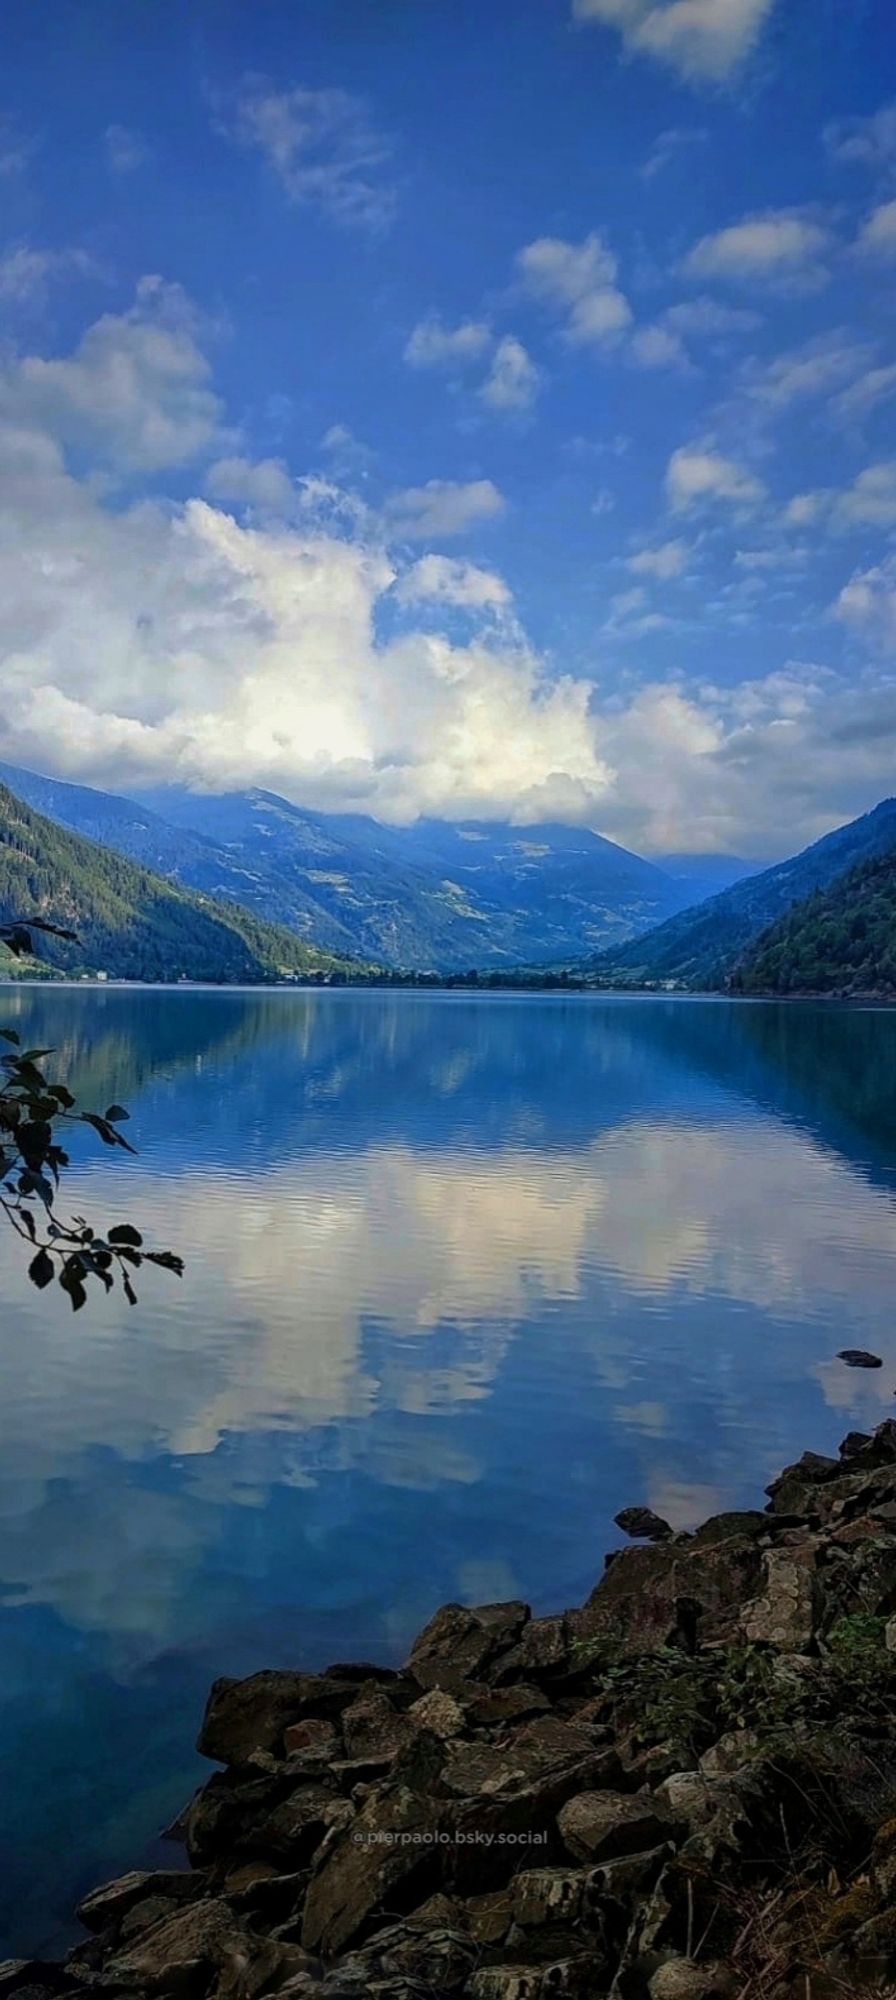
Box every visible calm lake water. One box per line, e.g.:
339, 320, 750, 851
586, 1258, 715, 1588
1, 985, 896, 1951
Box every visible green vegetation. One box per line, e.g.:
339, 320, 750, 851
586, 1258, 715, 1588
0, 1023, 182, 1310
733, 847, 896, 997
595, 796, 896, 991
0, 783, 364, 984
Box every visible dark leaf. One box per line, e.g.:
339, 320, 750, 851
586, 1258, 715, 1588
0, 1028, 20, 1044
104, 1105, 130, 1124
122, 1269, 137, 1306
28, 1248, 54, 1290
107, 1223, 143, 1247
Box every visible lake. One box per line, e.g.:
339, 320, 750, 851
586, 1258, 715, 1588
1, 985, 895, 1953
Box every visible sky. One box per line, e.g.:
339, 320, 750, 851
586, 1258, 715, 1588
0, 0, 894, 860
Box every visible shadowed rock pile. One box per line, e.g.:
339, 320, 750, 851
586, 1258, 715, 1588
13, 1424, 896, 2000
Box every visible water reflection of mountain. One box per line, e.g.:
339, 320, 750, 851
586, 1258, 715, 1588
7, 988, 894, 1198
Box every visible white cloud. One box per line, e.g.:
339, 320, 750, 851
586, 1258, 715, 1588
641, 125, 708, 180
0, 278, 225, 470
572, 0, 777, 84
837, 556, 896, 649
780, 466, 896, 532
394, 555, 512, 611
205, 454, 297, 512
518, 232, 632, 347
825, 101, 896, 176
666, 442, 765, 511
104, 124, 148, 173
404, 316, 491, 368
741, 333, 872, 408
834, 363, 896, 425
630, 323, 689, 369
782, 490, 829, 528
0, 242, 96, 304
479, 335, 541, 411
836, 462, 896, 528
386, 478, 505, 541
221, 77, 395, 231
855, 198, 896, 260
626, 538, 692, 579
684, 210, 832, 287
662, 297, 762, 336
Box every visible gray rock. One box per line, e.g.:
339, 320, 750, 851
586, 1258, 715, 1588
106, 1898, 248, 1994
741, 1547, 820, 1653
407, 1602, 529, 1690
614, 1508, 673, 1544
557, 1791, 672, 1863
301, 1786, 441, 1958
406, 1690, 466, 1739
198, 1672, 358, 1765
648, 1962, 736, 1999
76, 1869, 202, 1933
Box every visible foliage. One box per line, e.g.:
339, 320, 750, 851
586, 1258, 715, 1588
0, 782, 362, 984
596, 796, 896, 990
0, 1022, 183, 1309
577, 1619, 896, 1762
733, 848, 896, 997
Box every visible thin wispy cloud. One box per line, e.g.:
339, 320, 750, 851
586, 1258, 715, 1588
220, 76, 396, 231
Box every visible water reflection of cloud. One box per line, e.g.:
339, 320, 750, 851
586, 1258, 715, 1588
2, 1108, 895, 1640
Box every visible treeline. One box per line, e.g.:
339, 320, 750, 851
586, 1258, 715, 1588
0, 784, 359, 985
733, 847, 896, 997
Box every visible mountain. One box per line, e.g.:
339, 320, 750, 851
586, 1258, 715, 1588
0, 782, 361, 984
593, 798, 896, 989
733, 845, 896, 997
0, 763, 694, 970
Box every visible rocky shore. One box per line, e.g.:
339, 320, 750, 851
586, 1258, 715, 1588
12, 1425, 896, 2000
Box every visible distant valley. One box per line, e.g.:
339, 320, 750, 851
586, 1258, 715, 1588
0, 762, 727, 972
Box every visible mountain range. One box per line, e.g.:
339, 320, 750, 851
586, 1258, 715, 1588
0, 782, 362, 985
0, 762, 743, 972
594, 798, 896, 990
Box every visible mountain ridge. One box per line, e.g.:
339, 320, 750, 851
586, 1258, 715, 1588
593, 797, 896, 989
0, 762, 698, 970
0, 781, 363, 984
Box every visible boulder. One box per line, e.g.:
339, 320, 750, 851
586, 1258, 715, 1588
301, 1786, 441, 1958
464, 1684, 550, 1728
648, 1961, 736, 1999
572, 1537, 762, 1659
341, 1687, 411, 1763
283, 1718, 338, 1761
407, 1602, 530, 1690
76, 1869, 202, 1933
198, 1672, 358, 1765
441, 1718, 612, 1801
741, 1547, 820, 1653
407, 1690, 466, 1739
557, 1791, 672, 1864
614, 1508, 673, 1544
106, 1898, 249, 1994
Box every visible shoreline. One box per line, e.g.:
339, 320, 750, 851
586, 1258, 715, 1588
2, 975, 895, 1006
12, 1421, 896, 1999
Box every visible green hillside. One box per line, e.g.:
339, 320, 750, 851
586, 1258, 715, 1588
0, 783, 363, 983
733, 847, 896, 997
594, 797, 896, 989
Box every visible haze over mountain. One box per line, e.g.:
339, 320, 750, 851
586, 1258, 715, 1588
0, 762, 704, 971
596, 798, 896, 990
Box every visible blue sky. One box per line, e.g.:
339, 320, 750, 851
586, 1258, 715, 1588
0, 0, 894, 858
